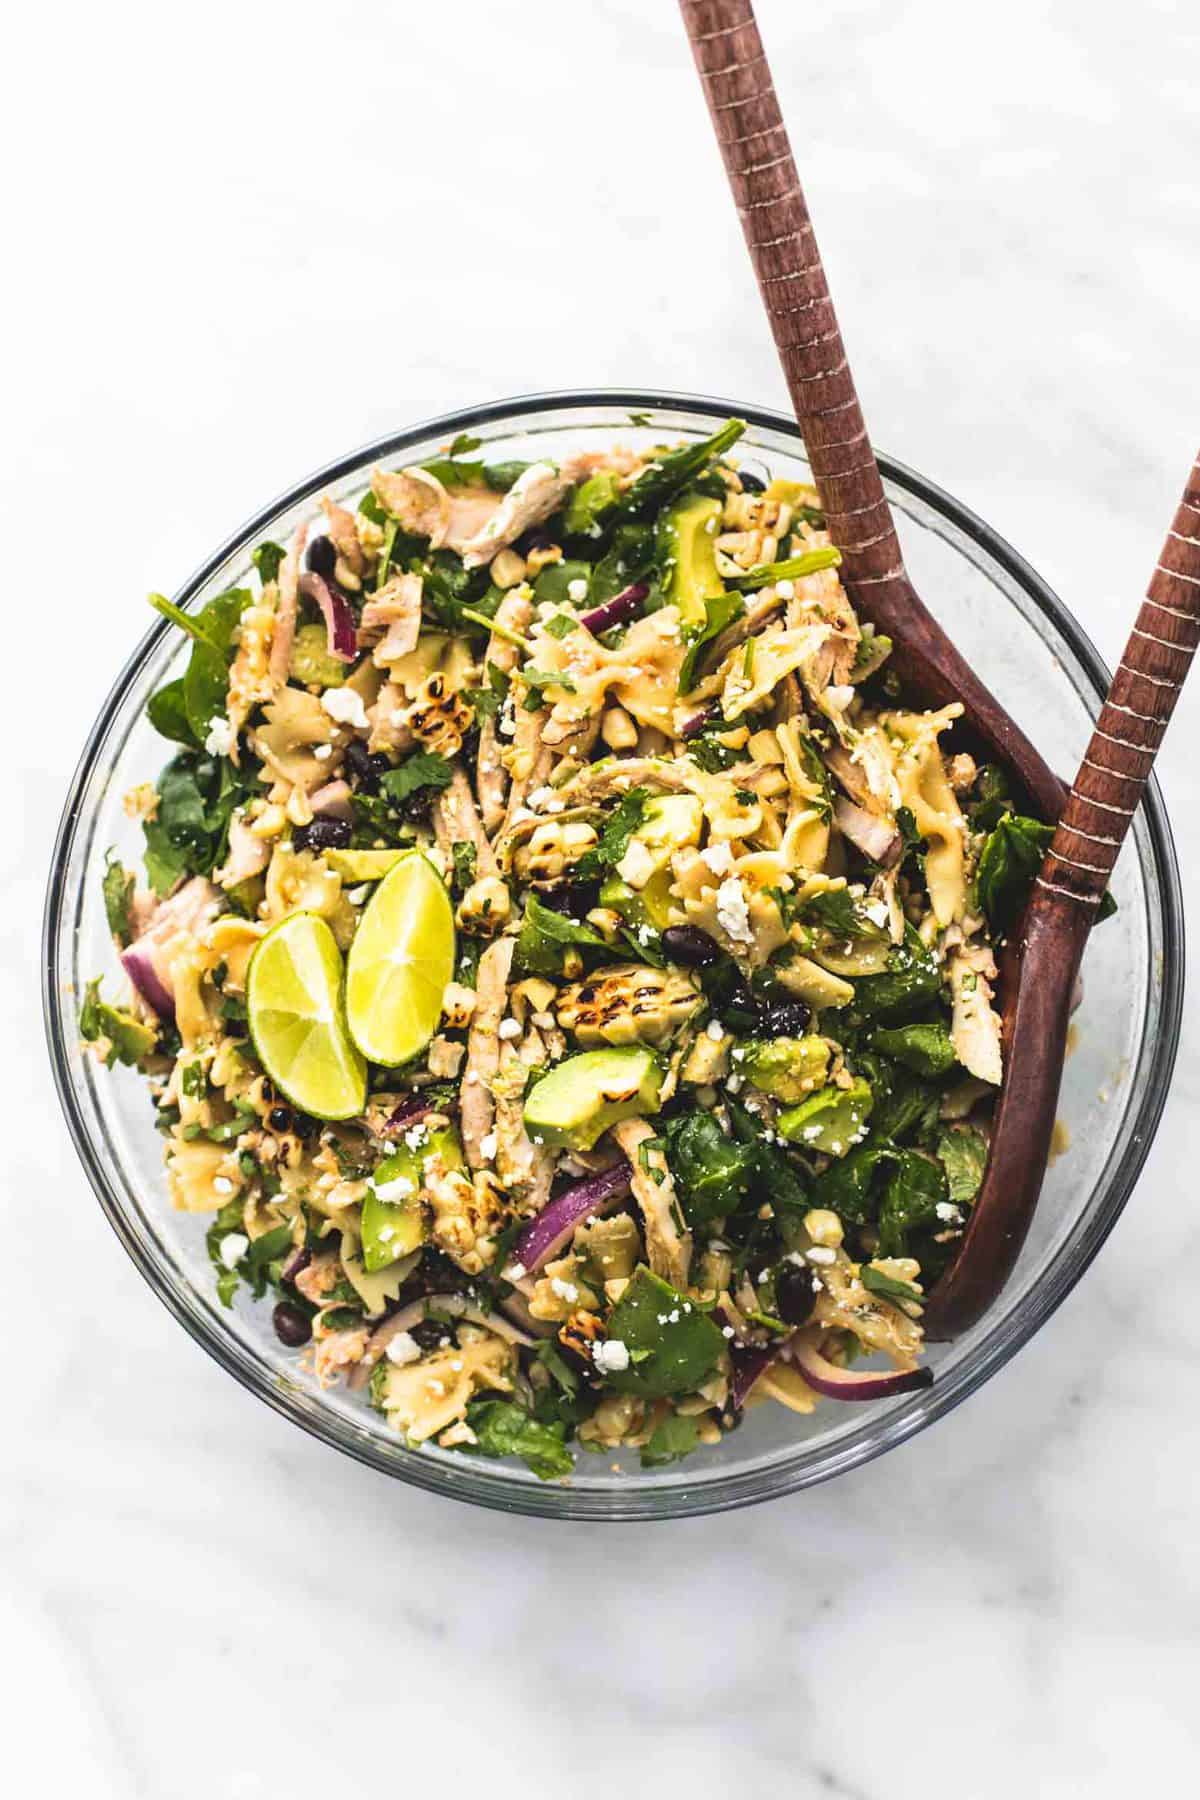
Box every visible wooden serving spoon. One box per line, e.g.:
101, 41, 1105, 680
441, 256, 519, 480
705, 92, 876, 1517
679, 0, 1198, 1336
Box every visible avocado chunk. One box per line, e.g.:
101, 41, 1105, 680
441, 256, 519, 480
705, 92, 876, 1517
778, 1077, 874, 1157
599, 793, 701, 932
657, 492, 725, 628
739, 1035, 831, 1103
361, 1125, 463, 1272
289, 621, 347, 688
600, 869, 674, 934
563, 472, 620, 539
326, 848, 408, 883
523, 1047, 663, 1151
602, 1267, 726, 1397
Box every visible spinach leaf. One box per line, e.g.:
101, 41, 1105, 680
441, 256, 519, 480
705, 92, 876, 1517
603, 1268, 725, 1398
79, 978, 157, 1068
726, 1099, 812, 1220
146, 678, 196, 746
800, 887, 888, 941
102, 852, 135, 946
850, 925, 942, 1022
469, 661, 509, 722
588, 523, 656, 606
679, 589, 744, 693
937, 1123, 989, 1208
379, 750, 454, 806
975, 812, 1055, 933
811, 1142, 897, 1225
464, 1399, 573, 1482
142, 749, 255, 894
870, 1021, 958, 1078
728, 545, 841, 592
149, 587, 252, 744
514, 895, 610, 977
573, 787, 649, 881
876, 1151, 949, 1257
661, 1113, 757, 1225
419, 550, 493, 631
613, 419, 746, 525
640, 1412, 702, 1469
533, 559, 592, 606
860, 1265, 924, 1309
563, 471, 620, 538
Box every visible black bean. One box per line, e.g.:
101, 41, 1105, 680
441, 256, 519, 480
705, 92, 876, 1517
306, 534, 337, 578
759, 1001, 811, 1037
774, 1261, 819, 1326
411, 1319, 454, 1354
295, 817, 352, 851
273, 1302, 312, 1348
738, 471, 767, 494
269, 1105, 293, 1133
661, 925, 723, 967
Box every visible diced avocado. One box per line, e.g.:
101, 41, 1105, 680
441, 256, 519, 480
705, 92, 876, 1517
603, 1267, 726, 1398
290, 621, 347, 688
773, 954, 855, 1011
326, 848, 408, 883
810, 937, 894, 977
778, 1078, 874, 1157
600, 869, 674, 933
739, 1035, 831, 1103
657, 492, 725, 628
523, 1047, 663, 1151
764, 476, 822, 518
575, 1213, 643, 1286
360, 1125, 463, 1272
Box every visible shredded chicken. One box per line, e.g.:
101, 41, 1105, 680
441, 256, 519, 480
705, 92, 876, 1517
460, 937, 514, 1170
612, 1120, 692, 1289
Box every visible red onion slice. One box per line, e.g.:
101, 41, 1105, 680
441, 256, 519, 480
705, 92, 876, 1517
580, 582, 647, 635
121, 941, 175, 1022
309, 779, 353, 820
382, 1093, 437, 1136
300, 571, 358, 661
508, 1161, 632, 1275
728, 1340, 784, 1410
680, 702, 718, 739
787, 1334, 933, 1401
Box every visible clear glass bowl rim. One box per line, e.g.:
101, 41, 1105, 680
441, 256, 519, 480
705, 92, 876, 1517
43, 387, 1185, 1521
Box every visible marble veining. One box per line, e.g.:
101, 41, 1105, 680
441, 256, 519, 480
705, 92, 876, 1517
6, 1, 1199, 1793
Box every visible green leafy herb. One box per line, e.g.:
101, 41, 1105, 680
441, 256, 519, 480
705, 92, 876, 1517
937, 1123, 989, 1208
148, 586, 251, 745
574, 787, 649, 881
79, 978, 157, 1068
615, 419, 746, 526
876, 1151, 949, 1257
975, 812, 1055, 934
251, 541, 285, 584
533, 559, 593, 606
679, 589, 744, 693
563, 471, 621, 538
451, 841, 477, 893
102, 852, 135, 946
850, 925, 942, 1022
469, 661, 509, 722
520, 667, 577, 710
463, 1399, 574, 1482
800, 887, 888, 941
542, 611, 580, 640
514, 895, 610, 977
146, 679, 195, 747
661, 1112, 757, 1225
379, 751, 454, 806
142, 749, 255, 894
640, 1411, 702, 1469
860, 1265, 924, 1309
589, 523, 656, 607
603, 1268, 725, 1398
870, 1021, 958, 1078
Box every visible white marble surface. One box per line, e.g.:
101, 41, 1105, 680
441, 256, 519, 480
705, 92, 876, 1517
6, 0, 1199, 1792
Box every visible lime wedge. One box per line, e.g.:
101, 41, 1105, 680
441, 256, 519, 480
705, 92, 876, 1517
246, 913, 366, 1120
345, 851, 455, 1066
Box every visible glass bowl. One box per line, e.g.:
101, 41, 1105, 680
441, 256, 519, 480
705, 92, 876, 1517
43, 391, 1184, 1520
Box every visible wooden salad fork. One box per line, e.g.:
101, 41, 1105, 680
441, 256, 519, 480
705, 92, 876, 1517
679, 0, 1199, 1336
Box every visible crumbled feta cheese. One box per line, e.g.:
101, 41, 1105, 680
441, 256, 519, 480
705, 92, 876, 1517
715, 874, 754, 945
503, 1262, 527, 1282
550, 1277, 579, 1302
806, 1246, 837, 1266
373, 1173, 416, 1203
567, 578, 588, 602
497, 1017, 521, 1041
616, 837, 656, 890
213, 1175, 234, 1196
204, 714, 236, 757
313, 743, 333, 762
218, 1232, 248, 1270
347, 884, 370, 905
935, 1201, 963, 1224
722, 1325, 736, 1339
403, 1124, 429, 1151
774, 579, 795, 600
700, 840, 734, 877
478, 1131, 498, 1162
321, 687, 369, 730
386, 1331, 422, 1366
592, 1338, 631, 1374
705, 1018, 725, 1041
863, 899, 890, 928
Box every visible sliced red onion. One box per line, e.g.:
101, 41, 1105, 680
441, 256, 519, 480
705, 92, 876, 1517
383, 1093, 436, 1136
787, 1334, 933, 1401
508, 1160, 632, 1275
300, 570, 357, 661
580, 582, 647, 635
121, 940, 175, 1022
348, 1292, 535, 1388
680, 702, 718, 739
728, 1340, 784, 1410
497, 1287, 558, 1340
309, 779, 353, 820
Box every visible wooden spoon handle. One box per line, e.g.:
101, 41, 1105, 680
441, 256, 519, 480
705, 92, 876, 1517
1039, 452, 1200, 907
678, 0, 900, 592
678, 0, 1065, 825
